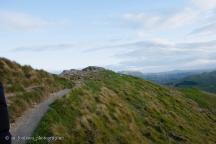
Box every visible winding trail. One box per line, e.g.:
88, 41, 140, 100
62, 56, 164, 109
10, 89, 70, 144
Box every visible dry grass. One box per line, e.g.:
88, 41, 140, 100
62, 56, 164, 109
31, 70, 216, 144
0, 58, 73, 122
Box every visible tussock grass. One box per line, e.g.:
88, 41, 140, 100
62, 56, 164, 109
0, 58, 73, 122
31, 70, 216, 144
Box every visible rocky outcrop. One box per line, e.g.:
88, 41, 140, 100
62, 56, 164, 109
60, 69, 81, 76
82, 66, 105, 72
60, 66, 105, 76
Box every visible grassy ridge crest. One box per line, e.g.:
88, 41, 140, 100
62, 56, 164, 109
31, 70, 216, 144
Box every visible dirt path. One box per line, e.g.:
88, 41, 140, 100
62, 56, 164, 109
10, 89, 70, 144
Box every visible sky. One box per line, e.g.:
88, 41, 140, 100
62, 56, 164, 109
0, 0, 216, 73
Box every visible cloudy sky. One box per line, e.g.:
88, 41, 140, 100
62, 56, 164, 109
1, 0, 216, 73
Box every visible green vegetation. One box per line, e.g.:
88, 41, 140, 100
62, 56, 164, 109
31, 70, 216, 144
0, 58, 73, 121
181, 88, 216, 113
174, 71, 216, 93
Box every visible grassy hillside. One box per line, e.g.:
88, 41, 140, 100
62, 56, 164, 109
0, 58, 73, 121
31, 70, 216, 144
181, 88, 216, 113
173, 71, 216, 93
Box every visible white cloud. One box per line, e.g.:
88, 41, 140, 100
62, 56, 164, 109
0, 11, 51, 30
117, 0, 216, 72
91, 39, 216, 72
121, 0, 216, 41
12, 43, 74, 52
182, 59, 216, 68
191, 0, 216, 11
122, 8, 199, 37
189, 22, 216, 35
162, 8, 198, 28
123, 13, 161, 29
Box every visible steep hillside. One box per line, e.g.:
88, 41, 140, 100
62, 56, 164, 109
0, 58, 73, 121
172, 71, 216, 93
31, 69, 216, 144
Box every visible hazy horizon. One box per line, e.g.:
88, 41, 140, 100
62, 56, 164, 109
1, 0, 216, 73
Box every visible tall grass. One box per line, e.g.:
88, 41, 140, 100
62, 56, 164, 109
0, 58, 73, 122
30, 71, 216, 144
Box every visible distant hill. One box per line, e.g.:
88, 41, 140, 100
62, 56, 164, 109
172, 71, 216, 93
120, 70, 206, 84
31, 68, 216, 144
0, 57, 73, 121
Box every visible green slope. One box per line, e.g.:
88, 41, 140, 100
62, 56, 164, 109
0, 58, 73, 121
31, 70, 216, 144
173, 71, 216, 93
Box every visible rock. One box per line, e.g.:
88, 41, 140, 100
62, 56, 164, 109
60, 69, 82, 76
82, 66, 105, 72
60, 66, 105, 77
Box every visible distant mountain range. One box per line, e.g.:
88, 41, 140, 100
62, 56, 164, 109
120, 69, 216, 93
172, 71, 216, 93
120, 69, 213, 84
